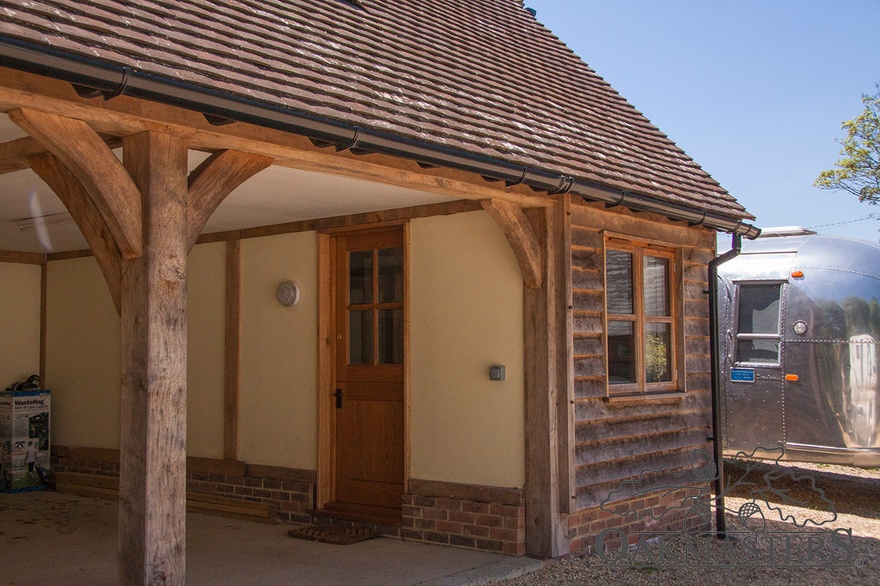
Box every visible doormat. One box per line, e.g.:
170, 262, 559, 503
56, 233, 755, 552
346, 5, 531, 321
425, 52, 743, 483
287, 524, 380, 545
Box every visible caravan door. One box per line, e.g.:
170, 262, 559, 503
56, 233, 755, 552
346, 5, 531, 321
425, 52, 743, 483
726, 281, 786, 453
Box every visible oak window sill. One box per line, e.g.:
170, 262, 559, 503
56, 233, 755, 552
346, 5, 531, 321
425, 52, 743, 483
603, 391, 685, 406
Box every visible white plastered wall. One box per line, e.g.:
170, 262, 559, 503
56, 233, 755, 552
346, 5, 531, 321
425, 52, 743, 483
40, 212, 526, 487
0, 262, 41, 387
45, 256, 121, 448
409, 211, 525, 488
238, 232, 318, 469
185, 242, 226, 458
45, 243, 228, 455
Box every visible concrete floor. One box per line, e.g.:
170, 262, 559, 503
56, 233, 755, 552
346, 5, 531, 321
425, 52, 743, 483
0, 491, 542, 585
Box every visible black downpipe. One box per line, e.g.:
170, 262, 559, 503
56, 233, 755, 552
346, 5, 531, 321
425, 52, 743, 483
708, 232, 742, 536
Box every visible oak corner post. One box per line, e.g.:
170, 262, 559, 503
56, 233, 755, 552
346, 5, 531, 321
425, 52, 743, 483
522, 199, 570, 558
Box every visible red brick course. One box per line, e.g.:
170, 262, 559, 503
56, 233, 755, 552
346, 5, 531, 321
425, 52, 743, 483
566, 488, 711, 555
401, 492, 526, 556
51, 450, 315, 524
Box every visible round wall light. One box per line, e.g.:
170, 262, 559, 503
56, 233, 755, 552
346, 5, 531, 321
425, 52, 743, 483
276, 280, 302, 307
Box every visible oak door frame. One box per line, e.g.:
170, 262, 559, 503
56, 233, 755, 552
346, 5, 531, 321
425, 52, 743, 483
316, 221, 411, 508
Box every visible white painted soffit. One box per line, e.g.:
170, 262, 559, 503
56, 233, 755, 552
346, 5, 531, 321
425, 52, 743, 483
0, 115, 456, 254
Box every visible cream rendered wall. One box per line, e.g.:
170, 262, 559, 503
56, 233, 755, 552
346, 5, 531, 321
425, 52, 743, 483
46, 245, 228, 454
410, 211, 525, 488
46, 257, 121, 448
186, 242, 226, 459
0, 263, 41, 387
239, 232, 318, 469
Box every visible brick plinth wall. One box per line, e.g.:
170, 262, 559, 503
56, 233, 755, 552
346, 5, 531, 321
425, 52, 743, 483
401, 480, 526, 555
187, 467, 314, 524
51, 446, 316, 524
567, 487, 711, 556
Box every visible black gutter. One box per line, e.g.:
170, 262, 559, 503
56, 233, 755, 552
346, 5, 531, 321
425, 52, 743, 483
0, 36, 761, 238
707, 232, 742, 537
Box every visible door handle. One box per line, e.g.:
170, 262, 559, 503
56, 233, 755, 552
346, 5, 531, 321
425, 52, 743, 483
334, 389, 343, 409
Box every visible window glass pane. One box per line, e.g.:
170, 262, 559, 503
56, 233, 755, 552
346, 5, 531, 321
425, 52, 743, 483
644, 256, 669, 317
737, 284, 781, 334
378, 248, 404, 303
606, 250, 634, 314
378, 309, 403, 364
645, 323, 672, 382
736, 338, 780, 364
608, 320, 636, 384
349, 310, 373, 364
349, 250, 373, 305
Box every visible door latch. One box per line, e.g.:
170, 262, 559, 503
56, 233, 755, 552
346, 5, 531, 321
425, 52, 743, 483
334, 389, 343, 409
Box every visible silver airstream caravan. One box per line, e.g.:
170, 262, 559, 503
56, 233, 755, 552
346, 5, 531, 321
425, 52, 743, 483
716, 227, 880, 467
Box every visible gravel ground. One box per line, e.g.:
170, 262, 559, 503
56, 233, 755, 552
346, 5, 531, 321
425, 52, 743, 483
495, 462, 879, 586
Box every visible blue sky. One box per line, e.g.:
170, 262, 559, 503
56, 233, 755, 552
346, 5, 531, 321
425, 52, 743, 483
525, 0, 880, 244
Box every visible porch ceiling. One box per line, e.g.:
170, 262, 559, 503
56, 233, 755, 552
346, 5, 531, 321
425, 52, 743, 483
0, 113, 456, 254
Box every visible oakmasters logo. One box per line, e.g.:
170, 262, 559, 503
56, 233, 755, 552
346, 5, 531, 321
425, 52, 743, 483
592, 446, 860, 568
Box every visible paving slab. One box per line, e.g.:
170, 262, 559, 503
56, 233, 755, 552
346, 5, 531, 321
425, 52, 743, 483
0, 491, 543, 585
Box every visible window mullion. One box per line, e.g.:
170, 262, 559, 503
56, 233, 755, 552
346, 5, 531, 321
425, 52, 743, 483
633, 247, 645, 391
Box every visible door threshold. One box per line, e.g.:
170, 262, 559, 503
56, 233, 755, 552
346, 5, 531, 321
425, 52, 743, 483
311, 502, 402, 526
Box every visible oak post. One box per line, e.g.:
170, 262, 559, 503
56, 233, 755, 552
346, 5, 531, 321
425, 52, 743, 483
523, 203, 568, 557
223, 239, 241, 460
118, 131, 189, 585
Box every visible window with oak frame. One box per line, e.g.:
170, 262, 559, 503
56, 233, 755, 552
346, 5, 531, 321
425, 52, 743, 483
605, 239, 678, 394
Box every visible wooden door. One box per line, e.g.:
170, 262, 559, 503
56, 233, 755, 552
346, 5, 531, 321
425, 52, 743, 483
333, 228, 405, 513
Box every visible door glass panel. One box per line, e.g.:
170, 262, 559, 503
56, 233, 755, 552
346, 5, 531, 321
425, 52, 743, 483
378, 248, 404, 303
736, 338, 780, 364
349, 250, 373, 305
644, 256, 669, 316
606, 250, 634, 314
608, 320, 636, 384
349, 310, 373, 364
737, 284, 782, 334
645, 322, 672, 382
378, 309, 403, 364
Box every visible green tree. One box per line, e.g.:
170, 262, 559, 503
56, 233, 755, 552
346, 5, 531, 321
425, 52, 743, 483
815, 86, 880, 203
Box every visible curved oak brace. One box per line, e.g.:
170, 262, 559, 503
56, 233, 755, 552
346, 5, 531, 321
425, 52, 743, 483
186, 150, 273, 251
8, 108, 143, 259
481, 198, 543, 288
30, 152, 123, 314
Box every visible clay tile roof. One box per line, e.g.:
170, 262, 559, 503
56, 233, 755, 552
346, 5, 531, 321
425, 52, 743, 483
0, 0, 751, 219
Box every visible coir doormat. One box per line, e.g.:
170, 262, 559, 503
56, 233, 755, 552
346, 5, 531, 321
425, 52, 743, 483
287, 524, 380, 545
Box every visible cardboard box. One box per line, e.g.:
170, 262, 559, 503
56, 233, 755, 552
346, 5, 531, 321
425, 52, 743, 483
0, 389, 50, 492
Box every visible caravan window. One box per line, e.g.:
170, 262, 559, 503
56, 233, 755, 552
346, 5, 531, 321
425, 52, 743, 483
735, 283, 783, 364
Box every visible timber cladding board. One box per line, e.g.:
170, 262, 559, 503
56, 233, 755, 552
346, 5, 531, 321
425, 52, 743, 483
568, 210, 714, 512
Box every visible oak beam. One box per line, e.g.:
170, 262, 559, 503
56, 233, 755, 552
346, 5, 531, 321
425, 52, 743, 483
30, 153, 123, 314
0, 135, 51, 174
186, 150, 273, 251
481, 198, 544, 288
0, 134, 123, 174
118, 131, 189, 585
0, 250, 45, 264
8, 108, 143, 259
